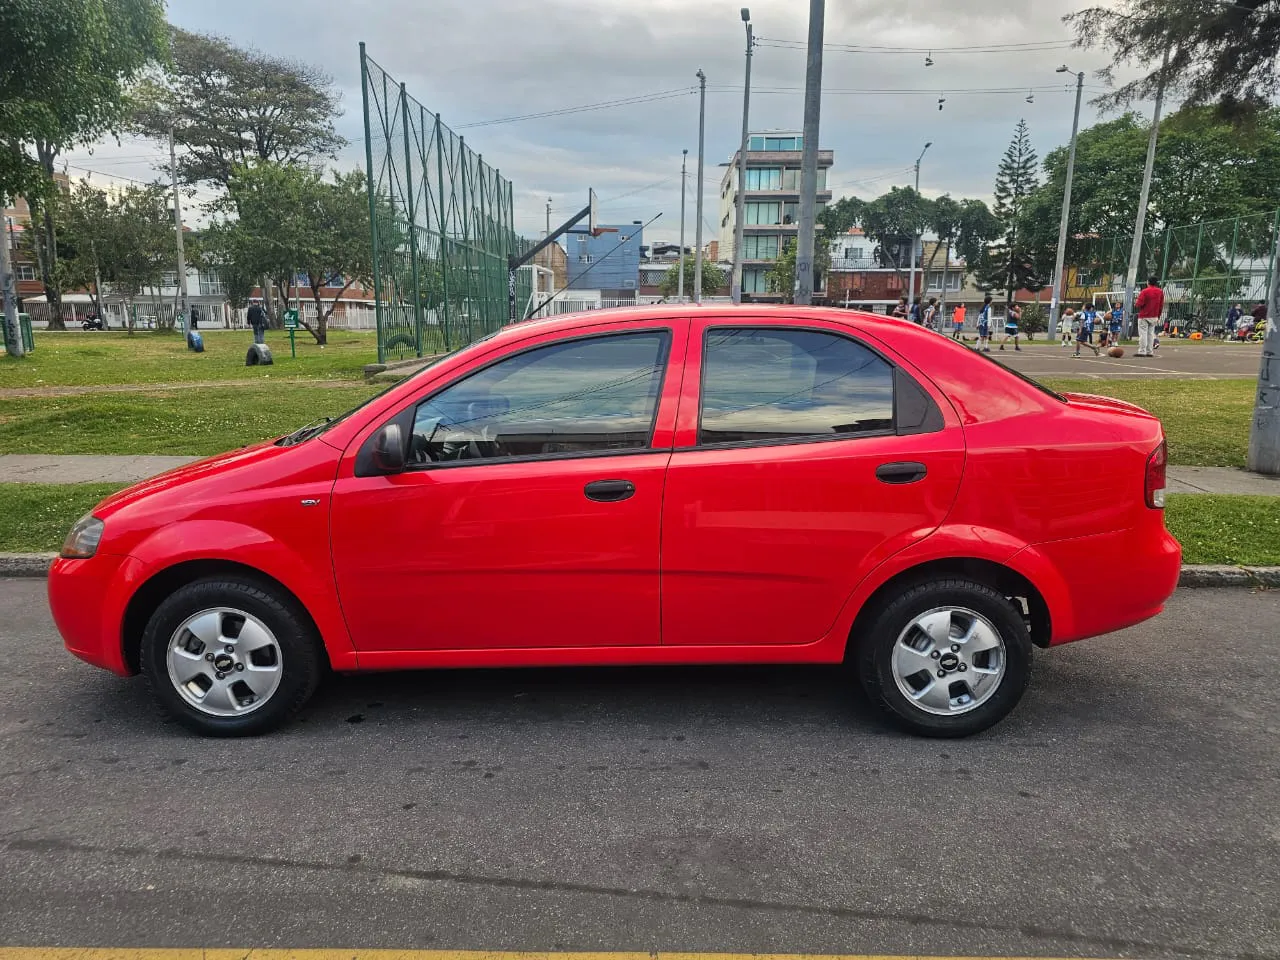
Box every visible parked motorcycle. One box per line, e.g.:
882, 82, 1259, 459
81, 317, 105, 331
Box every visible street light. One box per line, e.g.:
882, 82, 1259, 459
731, 7, 753, 304
905, 141, 931, 321
1048, 65, 1084, 342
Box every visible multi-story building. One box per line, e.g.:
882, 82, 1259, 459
718, 131, 833, 298
563, 221, 644, 298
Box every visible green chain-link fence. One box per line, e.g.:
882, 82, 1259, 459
1064, 211, 1279, 330
361, 45, 532, 363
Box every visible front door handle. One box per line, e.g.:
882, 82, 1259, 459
584, 479, 636, 502
876, 461, 927, 484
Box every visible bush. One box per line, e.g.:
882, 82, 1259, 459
1019, 302, 1048, 338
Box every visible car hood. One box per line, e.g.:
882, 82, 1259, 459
92, 439, 292, 517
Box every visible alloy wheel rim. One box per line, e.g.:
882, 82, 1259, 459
890, 606, 1007, 717
165, 607, 284, 718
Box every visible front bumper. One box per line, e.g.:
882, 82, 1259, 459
48, 553, 146, 676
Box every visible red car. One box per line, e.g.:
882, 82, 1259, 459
49, 307, 1181, 737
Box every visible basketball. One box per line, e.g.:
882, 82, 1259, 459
1108, 346, 1124, 358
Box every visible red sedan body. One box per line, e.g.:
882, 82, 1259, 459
48, 307, 1181, 734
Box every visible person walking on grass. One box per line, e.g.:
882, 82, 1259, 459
951, 303, 966, 340
1000, 302, 1022, 351
247, 301, 269, 345
976, 296, 993, 352
1135, 276, 1165, 357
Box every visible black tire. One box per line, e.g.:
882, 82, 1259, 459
855, 578, 1032, 738
139, 576, 323, 737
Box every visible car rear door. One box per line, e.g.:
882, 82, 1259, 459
660, 316, 966, 647
329, 318, 687, 653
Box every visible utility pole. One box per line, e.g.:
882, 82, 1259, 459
794, 0, 825, 305
1048, 67, 1085, 341
1247, 229, 1280, 474
694, 69, 707, 304
0, 211, 22, 357
905, 142, 931, 321
544, 197, 552, 297
731, 8, 753, 304
169, 125, 189, 338
1123, 46, 1171, 339
678, 149, 688, 301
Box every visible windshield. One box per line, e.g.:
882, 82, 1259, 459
276, 330, 505, 446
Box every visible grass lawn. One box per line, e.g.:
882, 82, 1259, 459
0, 483, 124, 552
1041, 378, 1255, 467
1165, 494, 1280, 566
0, 382, 381, 456
0, 329, 378, 387
3, 485, 1275, 566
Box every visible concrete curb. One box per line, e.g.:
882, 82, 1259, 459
0, 553, 55, 578
1, 553, 1276, 587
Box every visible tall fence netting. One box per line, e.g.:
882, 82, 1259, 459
361, 47, 531, 363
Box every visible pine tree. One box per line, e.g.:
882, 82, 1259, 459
977, 119, 1047, 306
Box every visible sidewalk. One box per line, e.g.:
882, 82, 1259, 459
1, 454, 1279, 494
0, 454, 198, 484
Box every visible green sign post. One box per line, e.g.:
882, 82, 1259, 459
282, 308, 299, 359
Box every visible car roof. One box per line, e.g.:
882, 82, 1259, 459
504, 303, 918, 339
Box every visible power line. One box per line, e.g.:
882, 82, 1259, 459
457, 88, 695, 129
756, 36, 1073, 54
708, 82, 1099, 96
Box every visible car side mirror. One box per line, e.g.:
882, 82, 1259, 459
371, 423, 406, 473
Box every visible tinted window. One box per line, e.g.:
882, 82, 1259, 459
410, 332, 670, 463
699, 328, 894, 445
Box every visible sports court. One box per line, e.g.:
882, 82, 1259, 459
987, 339, 1262, 380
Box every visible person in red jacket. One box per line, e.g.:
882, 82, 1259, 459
1135, 276, 1165, 357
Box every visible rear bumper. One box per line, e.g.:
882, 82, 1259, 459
1034, 524, 1182, 645
48, 553, 145, 676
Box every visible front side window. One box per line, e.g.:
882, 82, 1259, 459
699, 328, 894, 445
410, 331, 670, 464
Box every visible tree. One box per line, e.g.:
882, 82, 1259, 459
0, 0, 168, 329
860, 186, 933, 291
204, 163, 371, 345
765, 240, 832, 301
817, 195, 865, 240
134, 29, 345, 192
1066, 0, 1280, 115
659, 258, 726, 297
977, 120, 1048, 306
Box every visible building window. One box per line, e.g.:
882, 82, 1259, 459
782, 202, 798, 225
781, 168, 799, 190
325, 272, 346, 288
745, 168, 781, 190
749, 136, 765, 151
742, 268, 769, 294
927, 271, 962, 292
15, 264, 36, 281
579, 254, 593, 263
745, 201, 781, 226
160, 270, 178, 287
742, 235, 780, 260
199, 271, 225, 297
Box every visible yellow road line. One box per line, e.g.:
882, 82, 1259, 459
0, 951, 1113, 960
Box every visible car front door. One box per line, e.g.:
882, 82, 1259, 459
661, 318, 966, 647
330, 320, 686, 653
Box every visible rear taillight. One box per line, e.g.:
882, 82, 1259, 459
1145, 440, 1167, 508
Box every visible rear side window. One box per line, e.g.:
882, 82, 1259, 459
699, 328, 894, 445
410, 331, 670, 463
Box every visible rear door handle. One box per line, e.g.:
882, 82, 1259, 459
584, 479, 636, 502
876, 461, 927, 484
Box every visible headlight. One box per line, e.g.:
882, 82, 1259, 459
61, 515, 105, 559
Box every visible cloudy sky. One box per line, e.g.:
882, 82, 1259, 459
66, 0, 1141, 248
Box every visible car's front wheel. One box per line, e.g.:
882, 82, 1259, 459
855, 578, 1032, 737
139, 576, 322, 736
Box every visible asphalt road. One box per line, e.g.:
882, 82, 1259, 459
1, 579, 1278, 959
992, 338, 1261, 380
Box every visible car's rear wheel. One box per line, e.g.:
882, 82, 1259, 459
855, 578, 1032, 737
139, 577, 322, 736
